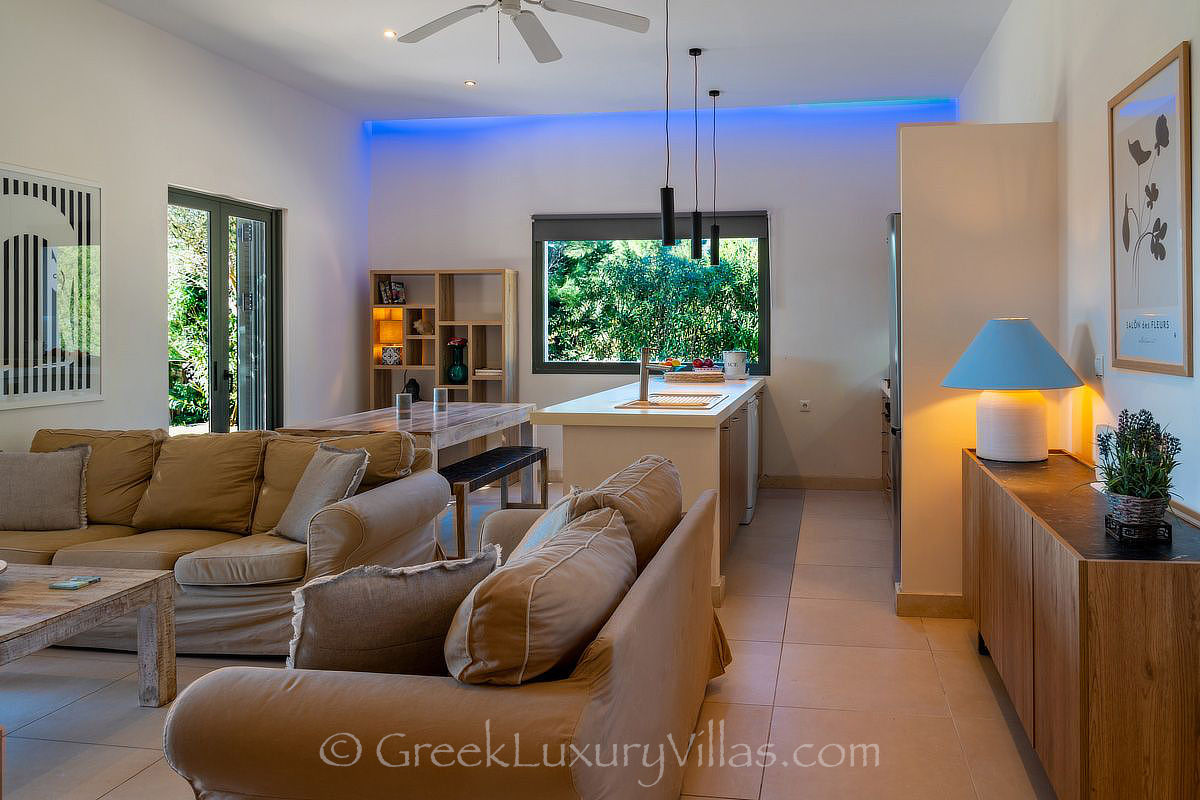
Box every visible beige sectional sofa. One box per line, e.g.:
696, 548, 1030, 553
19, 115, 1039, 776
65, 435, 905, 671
2, 428, 450, 655
164, 488, 722, 799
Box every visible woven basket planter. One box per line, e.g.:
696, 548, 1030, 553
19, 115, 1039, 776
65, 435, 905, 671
1106, 493, 1169, 526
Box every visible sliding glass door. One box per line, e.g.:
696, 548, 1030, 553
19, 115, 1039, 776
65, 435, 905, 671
167, 189, 279, 434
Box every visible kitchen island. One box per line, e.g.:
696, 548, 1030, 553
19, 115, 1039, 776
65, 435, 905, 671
532, 377, 765, 603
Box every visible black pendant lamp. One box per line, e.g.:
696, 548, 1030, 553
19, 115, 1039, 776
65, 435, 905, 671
659, 0, 675, 246
709, 88, 721, 266
689, 48, 703, 260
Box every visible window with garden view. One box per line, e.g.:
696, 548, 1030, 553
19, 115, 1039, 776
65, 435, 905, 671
533, 214, 769, 373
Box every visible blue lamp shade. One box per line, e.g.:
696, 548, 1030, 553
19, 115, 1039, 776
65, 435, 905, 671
943, 318, 1082, 390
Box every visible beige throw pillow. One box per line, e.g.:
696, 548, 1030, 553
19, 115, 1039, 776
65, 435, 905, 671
273, 445, 369, 543
573, 454, 683, 572
0, 446, 91, 531
445, 507, 636, 685
288, 546, 501, 675
506, 487, 582, 562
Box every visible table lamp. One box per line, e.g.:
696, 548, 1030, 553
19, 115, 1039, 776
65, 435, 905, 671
942, 318, 1082, 462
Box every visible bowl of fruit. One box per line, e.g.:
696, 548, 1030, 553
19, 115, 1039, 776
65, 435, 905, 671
663, 357, 725, 383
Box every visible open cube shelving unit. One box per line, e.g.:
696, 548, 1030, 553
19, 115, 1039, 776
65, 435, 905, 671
369, 268, 517, 409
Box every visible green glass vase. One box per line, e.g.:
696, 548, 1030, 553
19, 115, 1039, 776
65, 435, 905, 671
447, 344, 468, 385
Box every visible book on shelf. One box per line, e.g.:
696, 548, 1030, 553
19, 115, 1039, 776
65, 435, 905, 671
376, 277, 407, 305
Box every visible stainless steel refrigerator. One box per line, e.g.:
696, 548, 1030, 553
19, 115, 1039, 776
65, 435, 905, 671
886, 212, 902, 583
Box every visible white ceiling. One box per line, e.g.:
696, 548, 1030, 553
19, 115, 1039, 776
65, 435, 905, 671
99, 0, 1012, 120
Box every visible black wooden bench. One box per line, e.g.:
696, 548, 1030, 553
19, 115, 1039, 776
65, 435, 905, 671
438, 445, 548, 558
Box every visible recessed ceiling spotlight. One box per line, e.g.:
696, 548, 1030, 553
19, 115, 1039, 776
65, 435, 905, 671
463, 80, 477, 87
383, 29, 397, 39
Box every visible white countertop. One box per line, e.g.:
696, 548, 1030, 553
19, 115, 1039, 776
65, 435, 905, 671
531, 377, 765, 429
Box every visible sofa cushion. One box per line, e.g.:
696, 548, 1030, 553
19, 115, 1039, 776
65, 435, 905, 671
31, 428, 165, 525
251, 433, 416, 535
0, 447, 91, 531
174, 533, 307, 587
133, 431, 270, 534
573, 454, 683, 572
0, 525, 137, 565
273, 445, 369, 543
53, 529, 241, 571
289, 546, 500, 675
445, 508, 636, 685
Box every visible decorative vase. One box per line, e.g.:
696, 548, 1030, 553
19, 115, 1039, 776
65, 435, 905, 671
1106, 492, 1169, 526
446, 343, 468, 385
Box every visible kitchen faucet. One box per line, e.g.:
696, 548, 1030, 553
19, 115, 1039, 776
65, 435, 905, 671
639, 346, 667, 402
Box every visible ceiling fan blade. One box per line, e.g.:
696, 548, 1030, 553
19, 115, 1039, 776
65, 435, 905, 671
511, 10, 563, 63
397, 3, 494, 43
539, 0, 650, 33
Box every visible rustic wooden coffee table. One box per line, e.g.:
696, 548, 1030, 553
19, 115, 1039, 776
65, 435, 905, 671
0, 564, 176, 707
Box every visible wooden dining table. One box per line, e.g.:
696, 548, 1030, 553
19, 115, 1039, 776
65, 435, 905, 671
280, 401, 539, 503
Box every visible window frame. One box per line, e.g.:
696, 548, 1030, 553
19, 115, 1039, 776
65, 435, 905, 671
531, 212, 771, 375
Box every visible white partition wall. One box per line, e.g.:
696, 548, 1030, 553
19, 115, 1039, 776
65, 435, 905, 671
897, 122, 1061, 612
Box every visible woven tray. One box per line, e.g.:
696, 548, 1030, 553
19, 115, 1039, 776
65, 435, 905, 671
663, 370, 725, 384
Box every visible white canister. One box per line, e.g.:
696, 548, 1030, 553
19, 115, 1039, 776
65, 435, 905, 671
723, 350, 749, 380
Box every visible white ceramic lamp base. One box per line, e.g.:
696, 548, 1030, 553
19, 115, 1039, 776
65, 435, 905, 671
976, 390, 1048, 462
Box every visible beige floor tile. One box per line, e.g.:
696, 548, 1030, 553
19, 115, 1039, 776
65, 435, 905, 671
729, 533, 800, 563
761, 706, 976, 800
15, 665, 214, 748
98, 758, 195, 800
774, 644, 949, 716
717, 594, 789, 643
798, 516, 891, 541
783, 598, 926, 649
922, 617, 980, 652
741, 511, 802, 539
955, 714, 1055, 800
794, 537, 891, 568
39, 646, 139, 663
680, 702, 772, 800
2, 738, 160, 800
0, 654, 135, 731
790, 564, 894, 603
706, 639, 782, 706
726, 555, 794, 597
801, 491, 888, 520
933, 650, 1015, 721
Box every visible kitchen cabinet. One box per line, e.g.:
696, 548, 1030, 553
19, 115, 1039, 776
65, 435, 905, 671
720, 409, 749, 560
963, 450, 1200, 800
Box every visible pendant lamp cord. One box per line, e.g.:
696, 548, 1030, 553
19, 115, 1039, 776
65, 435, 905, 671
664, 0, 670, 187
712, 92, 718, 222
693, 51, 700, 212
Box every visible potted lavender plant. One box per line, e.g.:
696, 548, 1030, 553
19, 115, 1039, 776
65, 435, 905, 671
1096, 409, 1181, 527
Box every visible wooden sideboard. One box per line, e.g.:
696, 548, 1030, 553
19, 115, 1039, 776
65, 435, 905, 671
963, 450, 1200, 800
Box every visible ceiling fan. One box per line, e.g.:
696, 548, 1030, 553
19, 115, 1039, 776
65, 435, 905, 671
394, 0, 651, 64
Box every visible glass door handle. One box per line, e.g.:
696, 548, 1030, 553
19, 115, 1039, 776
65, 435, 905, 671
222, 368, 234, 391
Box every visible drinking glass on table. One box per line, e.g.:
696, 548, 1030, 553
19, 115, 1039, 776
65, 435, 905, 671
395, 393, 412, 421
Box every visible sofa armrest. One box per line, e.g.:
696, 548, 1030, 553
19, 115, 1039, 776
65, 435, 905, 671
305, 470, 450, 580
164, 666, 587, 800
479, 508, 545, 561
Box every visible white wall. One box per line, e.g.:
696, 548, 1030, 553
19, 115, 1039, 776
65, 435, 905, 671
367, 101, 957, 477
899, 122, 1060, 600
961, 0, 1200, 507
0, 0, 368, 450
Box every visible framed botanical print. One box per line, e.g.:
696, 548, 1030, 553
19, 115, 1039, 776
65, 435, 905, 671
0, 164, 102, 408
1109, 42, 1192, 375
1104, 39, 1190, 371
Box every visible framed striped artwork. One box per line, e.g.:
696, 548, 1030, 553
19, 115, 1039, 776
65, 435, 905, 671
0, 164, 101, 408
